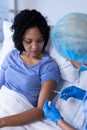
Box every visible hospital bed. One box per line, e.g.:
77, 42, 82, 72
0, 20, 86, 130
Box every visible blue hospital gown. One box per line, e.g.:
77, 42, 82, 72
0, 49, 60, 106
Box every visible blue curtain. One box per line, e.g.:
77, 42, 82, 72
0, 0, 9, 42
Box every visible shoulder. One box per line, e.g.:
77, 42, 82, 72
40, 51, 61, 84
40, 51, 59, 71
5, 49, 19, 59
1, 49, 19, 68
42, 51, 58, 66
3, 49, 19, 63
8, 49, 19, 56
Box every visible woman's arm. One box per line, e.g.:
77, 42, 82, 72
0, 107, 43, 127
0, 80, 57, 127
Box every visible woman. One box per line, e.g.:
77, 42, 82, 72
0, 9, 60, 128
43, 13, 87, 130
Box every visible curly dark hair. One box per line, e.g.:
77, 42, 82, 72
11, 9, 50, 52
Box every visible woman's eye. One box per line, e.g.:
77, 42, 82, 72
37, 39, 44, 43
26, 41, 31, 44
24, 39, 32, 44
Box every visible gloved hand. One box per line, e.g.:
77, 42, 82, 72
43, 99, 63, 124
60, 86, 86, 100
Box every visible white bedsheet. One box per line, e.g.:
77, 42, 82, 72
0, 86, 60, 130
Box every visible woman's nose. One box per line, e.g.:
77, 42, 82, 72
32, 42, 38, 49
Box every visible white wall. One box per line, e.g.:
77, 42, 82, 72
16, 0, 87, 25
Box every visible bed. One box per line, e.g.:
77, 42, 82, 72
0, 20, 86, 130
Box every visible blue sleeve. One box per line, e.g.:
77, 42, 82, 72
0, 54, 9, 87
40, 61, 61, 85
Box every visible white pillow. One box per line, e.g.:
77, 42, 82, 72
0, 21, 15, 69
3, 20, 13, 40
46, 38, 79, 83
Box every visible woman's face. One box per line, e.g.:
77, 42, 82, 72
23, 27, 44, 58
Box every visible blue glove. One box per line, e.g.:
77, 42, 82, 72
60, 86, 86, 100
43, 99, 63, 124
